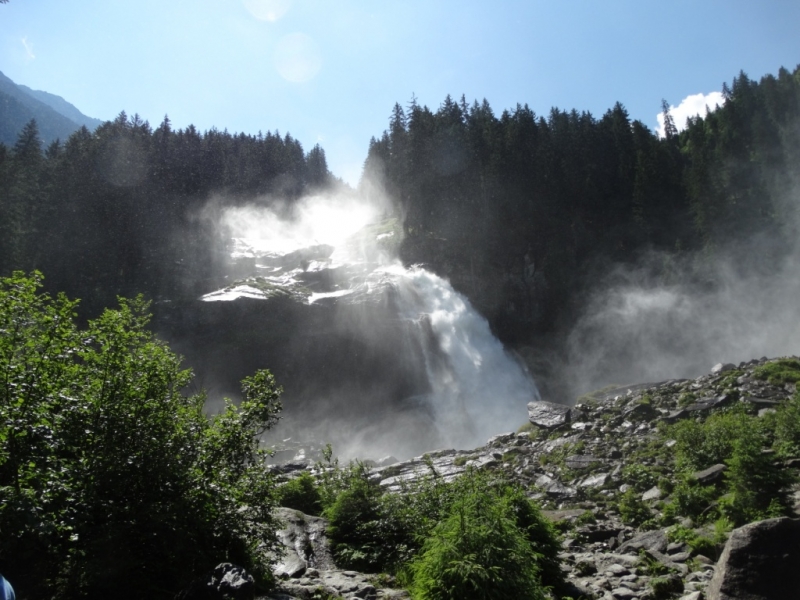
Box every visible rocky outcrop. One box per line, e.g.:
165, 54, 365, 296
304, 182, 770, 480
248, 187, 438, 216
270, 510, 408, 600
706, 517, 800, 600
177, 563, 255, 600
268, 356, 800, 599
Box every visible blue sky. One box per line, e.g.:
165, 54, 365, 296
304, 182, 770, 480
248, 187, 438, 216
2, 0, 799, 185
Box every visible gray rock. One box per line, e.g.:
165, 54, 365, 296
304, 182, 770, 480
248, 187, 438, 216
711, 363, 736, 374
642, 486, 662, 502
566, 454, 603, 470
707, 517, 800, 600
536, 473, 577, 497
580, 472, 611, 488
177, 563, 255, 600
693, 463, 726, 485
618, 529, 668, 555
274, 507, 335, 577
527, 400, 571, 428
623, 402, 659, 422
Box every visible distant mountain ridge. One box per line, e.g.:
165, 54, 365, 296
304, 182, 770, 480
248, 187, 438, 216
0, 70, 103, 147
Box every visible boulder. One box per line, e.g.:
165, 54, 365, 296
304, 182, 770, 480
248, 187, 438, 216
693, 463, 727, 485
527, 400, 571, 428
274, 508, 335, 578
707, 517, 800, 600
176, 563, 255, 600
617, 529, 668, 555
711, 363, 736, 374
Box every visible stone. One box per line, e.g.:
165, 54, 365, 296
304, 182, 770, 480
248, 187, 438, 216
274, 507, 335, 578
642, 486, 662, 501
623, 402, 659, 422
527, 400, 571, 428
580, 472, 610, 488
535, 473, 576, 497
693, 463, 726, 485
618, 529, 668, 555
711, 362, 736, 374
176, 563, 255, 600
707, 517, 800, 600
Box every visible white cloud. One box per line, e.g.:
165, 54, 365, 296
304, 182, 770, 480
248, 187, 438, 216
656, 91, 725, 137
21, 36, 35, 61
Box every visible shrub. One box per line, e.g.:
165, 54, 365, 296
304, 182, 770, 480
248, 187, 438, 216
670, 406, 753, 471
277, 471, 323, 516
752, 359, 800, 385
720, 423, 794, 524
0, 272, 282, 599
618, 489, 652, 527
774, 392, 800, 457
408, 481, 547, 600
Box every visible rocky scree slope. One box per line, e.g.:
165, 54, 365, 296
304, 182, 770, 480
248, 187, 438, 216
264, 357, 800, 600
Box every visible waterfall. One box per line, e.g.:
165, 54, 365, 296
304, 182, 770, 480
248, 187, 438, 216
202, 199, 540, 456
387, 265, 540, 449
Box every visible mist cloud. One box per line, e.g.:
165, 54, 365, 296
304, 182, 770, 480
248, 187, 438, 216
563, 244, 800, 400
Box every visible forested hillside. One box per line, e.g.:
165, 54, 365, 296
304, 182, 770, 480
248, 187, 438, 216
363, 66, 800, 345
0, 112, 335, 316
0, 65, 798, 390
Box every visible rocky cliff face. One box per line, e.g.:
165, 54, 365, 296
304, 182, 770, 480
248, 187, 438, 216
265, 356, 800, 600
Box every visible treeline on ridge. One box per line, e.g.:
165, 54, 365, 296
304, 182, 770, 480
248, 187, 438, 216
363, 65, 800, 343
0, 112, 336, 316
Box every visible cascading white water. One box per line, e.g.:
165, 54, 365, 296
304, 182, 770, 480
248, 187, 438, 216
204, 197, 541, 454
385, 265, 540, 449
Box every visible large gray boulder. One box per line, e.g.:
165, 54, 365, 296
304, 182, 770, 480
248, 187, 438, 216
707, 517, 800, 600
527, 400, 571, 428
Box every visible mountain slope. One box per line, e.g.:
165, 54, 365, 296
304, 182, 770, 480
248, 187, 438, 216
17, 83, 103, 131
0, 70, 100, 146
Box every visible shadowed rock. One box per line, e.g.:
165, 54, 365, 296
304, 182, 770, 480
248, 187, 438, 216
707, 517, 800, 600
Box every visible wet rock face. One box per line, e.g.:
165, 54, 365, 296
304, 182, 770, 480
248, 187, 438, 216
707, 517, 800, 600
527, 400, 571, 428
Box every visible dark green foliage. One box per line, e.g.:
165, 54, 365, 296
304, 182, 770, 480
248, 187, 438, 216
319, 461, 563, 596
617, 489, 652, 527
720, 422, 794, 524
775, 392, 800, 456
0, 112, 335, 318
0, 272, 283, 599
661, 476, 720, 523
621, 464, 659, 492
753, 359, 800, 385
671, 406, 753, 471
408, 476, 547, 600
662, 398, 797, 526
277, 471, 323, 515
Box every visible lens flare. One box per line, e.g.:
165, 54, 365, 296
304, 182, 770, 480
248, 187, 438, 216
242, 0, 292, 22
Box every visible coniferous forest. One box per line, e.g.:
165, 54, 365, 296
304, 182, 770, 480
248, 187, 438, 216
2, 66, 798, 350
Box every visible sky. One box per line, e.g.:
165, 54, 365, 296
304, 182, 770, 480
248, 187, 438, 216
2, 0, 800, 186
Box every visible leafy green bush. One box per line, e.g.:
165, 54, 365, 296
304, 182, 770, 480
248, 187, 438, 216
670, 406, 753, 471
617, 489, 652, 527
0, 272, 282, 599
408, 480, 547, 600
774, 392, 800, 457
621, 464, 658, 492
752, 359, 800, 385
720, 422, 794, 524
665, 483, 714, 524
277, 471, 323, 516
